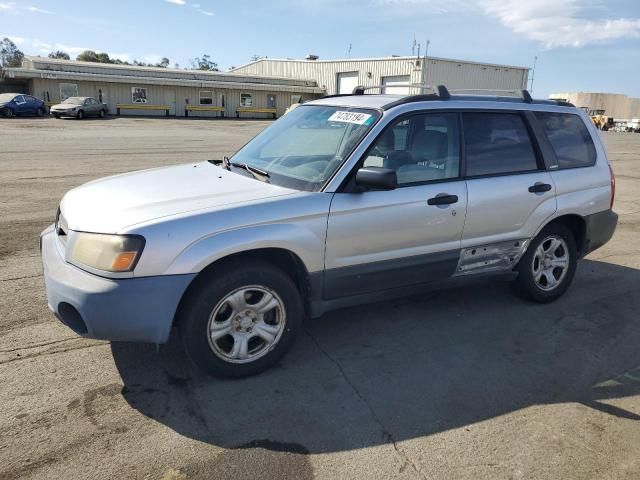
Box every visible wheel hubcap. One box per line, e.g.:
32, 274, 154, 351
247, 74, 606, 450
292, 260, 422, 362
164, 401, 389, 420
207, 286, 286, 364
532, 235, 569, 291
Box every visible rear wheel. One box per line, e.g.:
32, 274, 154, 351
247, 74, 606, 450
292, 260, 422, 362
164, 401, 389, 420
99, 109, 106, 118
36, 107, 44, 117
514, 224, 577, 303
179, 260, 303, 378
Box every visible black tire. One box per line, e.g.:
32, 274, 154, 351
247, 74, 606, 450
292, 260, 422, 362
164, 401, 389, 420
99, 109, 106, 118
4, 108, 14, 118
77, 110, 84, 119
53, 114, 61, 119
36, 107, 44, 117
179, 259, 303, 378
514, 223, 577, 303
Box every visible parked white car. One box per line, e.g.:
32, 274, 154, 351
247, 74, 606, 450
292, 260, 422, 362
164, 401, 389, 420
41, 86, 618, 377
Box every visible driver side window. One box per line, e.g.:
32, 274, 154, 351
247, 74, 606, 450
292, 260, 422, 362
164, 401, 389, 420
363, 112, 460, 185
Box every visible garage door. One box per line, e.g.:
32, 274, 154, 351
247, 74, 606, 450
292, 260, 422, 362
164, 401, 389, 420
382, 75, 411, 94
337, 72, 359, 95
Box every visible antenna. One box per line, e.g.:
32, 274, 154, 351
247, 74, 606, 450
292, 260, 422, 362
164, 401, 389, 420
347, 43, 352, 59
529, 55, 538, 93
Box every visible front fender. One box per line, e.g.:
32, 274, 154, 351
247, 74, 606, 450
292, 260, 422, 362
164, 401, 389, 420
164, 223, 326, 275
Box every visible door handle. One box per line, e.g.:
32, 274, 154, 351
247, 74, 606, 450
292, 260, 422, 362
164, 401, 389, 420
528, 182, 552, 193
427, 194, 458, 206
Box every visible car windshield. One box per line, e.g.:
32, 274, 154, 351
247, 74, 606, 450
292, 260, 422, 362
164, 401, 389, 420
62, 97, 84, 105
230, 105, 380, 191
0, 93, 16, 102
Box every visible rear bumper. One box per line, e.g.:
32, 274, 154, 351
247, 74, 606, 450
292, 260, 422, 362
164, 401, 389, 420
40, 226, 195, 344
582, 209, 618, 256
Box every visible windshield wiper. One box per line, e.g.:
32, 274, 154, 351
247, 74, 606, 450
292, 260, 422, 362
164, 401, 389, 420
208, 156, 231, 170
229, 161, 270, 183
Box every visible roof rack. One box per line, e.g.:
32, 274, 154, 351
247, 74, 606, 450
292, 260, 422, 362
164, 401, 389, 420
448, 88, 533, 103
352, 84, 450, 97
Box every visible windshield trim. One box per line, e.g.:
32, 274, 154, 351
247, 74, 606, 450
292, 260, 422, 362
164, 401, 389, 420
229, 104, 383, 192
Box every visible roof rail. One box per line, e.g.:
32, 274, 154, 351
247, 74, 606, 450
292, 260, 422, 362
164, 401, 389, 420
352, 84, 450, 97
448, 88, 533, 103
381, 85, 451, 110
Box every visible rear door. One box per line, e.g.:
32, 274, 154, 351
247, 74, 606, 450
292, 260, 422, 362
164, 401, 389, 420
324, 112, 467, 299
461, 111, 556, 250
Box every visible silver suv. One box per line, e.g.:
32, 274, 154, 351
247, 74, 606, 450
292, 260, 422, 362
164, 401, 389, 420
40, 86, 618, 377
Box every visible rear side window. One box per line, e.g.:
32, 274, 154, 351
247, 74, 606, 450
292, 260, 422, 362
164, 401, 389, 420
534, 112, 597, 169
463, 112, 538, 177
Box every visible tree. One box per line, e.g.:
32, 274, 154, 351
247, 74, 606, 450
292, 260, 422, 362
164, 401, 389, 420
0, 37, 24, 68
76, 50, 99, 62
191, 54, 218, 71
48, 51, 70, 60
157, 57, 170, 68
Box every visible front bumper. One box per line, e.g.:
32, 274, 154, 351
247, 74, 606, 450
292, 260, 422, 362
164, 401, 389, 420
40, 226, 195, 343
50, 109, 76, 116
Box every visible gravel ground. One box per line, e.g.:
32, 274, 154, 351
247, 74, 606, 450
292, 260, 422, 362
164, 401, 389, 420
1, 117, 639, 480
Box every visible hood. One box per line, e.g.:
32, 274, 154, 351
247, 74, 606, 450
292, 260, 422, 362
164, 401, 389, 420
51, 103, 79, 110
60, 162, 297, 233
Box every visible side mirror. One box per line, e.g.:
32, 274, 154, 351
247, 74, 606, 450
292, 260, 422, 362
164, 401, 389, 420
355, 167, 397, 191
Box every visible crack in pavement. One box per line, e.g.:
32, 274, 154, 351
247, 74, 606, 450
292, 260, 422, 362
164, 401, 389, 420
0, 274, 43, 282
0, 341, 109, 365
0, 336, 80, 353
303, 323, 428, 480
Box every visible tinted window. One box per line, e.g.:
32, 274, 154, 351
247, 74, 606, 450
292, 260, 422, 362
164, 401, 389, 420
463, 113, 538, 176
534, 112, 596, 169
363, 113, 460, 185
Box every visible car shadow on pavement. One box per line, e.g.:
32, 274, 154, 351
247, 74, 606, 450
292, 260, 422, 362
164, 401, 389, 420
112, 259, 640, 456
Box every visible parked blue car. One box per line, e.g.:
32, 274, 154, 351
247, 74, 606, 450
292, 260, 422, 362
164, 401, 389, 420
0, 93, 47, 118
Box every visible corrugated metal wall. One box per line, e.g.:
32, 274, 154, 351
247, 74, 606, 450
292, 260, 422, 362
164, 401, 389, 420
549, 92, 640, 119
31, 78, 317, 118
232, 57, 529, 94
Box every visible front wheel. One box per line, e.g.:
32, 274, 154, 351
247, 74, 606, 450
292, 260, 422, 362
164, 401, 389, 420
77, 110, 84, 119
4, 108, 14, 118
514, 224, 577, 303
179, 260, 303, 378
36, 107, 44, 117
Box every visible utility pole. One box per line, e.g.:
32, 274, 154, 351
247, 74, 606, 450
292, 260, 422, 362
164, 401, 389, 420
529, 55, 538, 93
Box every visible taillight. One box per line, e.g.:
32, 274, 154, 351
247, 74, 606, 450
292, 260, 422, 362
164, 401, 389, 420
609, 164, 616, 209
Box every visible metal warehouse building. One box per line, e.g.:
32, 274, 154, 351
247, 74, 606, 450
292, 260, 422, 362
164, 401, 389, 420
549, 92, 640, 120
230, 55, 530, 95
1, 56, 324, 118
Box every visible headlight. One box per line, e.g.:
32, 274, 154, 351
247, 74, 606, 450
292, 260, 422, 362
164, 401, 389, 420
68, 232, 145, 272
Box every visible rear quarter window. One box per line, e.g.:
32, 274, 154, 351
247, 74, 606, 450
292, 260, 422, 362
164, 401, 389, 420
534, 112, 597, 169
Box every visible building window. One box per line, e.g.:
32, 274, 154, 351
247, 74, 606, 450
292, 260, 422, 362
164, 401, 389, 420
267, 94, 276, 109
240, 93, 253, 107
199, 90, 213, 105
59, 83, 78, 101
132, 87, 148, 103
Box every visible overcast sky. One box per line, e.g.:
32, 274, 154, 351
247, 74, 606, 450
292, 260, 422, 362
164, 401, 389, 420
1, 0, 639, 98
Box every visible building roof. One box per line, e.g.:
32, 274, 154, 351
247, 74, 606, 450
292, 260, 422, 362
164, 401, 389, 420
1, 56, 325, 94
231, 55, 529, 72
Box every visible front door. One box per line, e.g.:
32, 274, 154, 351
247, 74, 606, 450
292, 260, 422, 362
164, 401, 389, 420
324, 112, 467, 299
96, 86, 108, 109
164, 89, 176, 116
460, 111, 556, 249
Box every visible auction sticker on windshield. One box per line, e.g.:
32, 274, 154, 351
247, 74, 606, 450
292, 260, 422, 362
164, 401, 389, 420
328, 111, 373, 125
